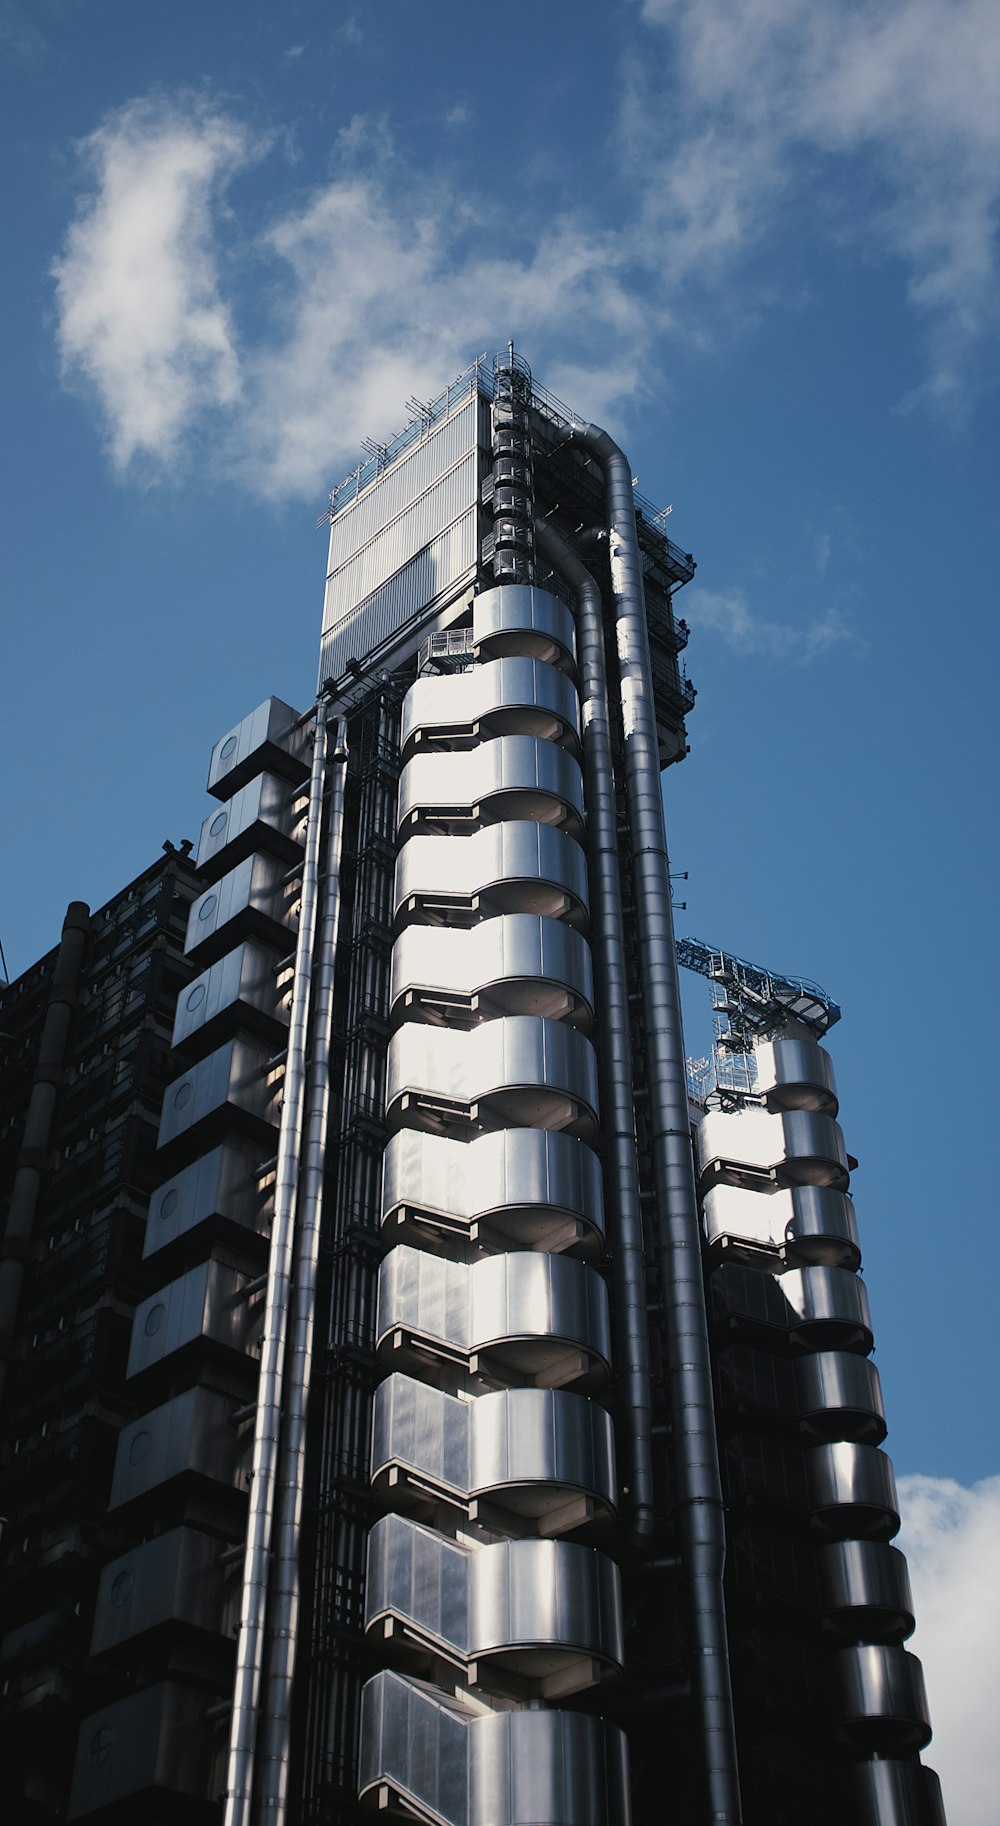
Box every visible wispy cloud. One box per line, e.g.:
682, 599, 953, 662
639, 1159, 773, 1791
897, 1473, 1000, 1826
636, 0, 1000, 403
53, 97, 261, 474
685, 585, 857, 665
51, 3, 1000, 495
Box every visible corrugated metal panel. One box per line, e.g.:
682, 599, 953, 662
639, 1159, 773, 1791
318, 512, 477, 687
327, 400, 477, 578
324, 455, 476, 632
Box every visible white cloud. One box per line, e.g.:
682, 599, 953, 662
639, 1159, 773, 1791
53, 98, 259, 473
685, 585, 856, 665
897, 1473, 1000, 1826
636, 0, 1000, 399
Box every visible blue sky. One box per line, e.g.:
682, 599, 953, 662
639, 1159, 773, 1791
1, 2, 998, 1807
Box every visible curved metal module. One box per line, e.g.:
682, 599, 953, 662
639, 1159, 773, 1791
393, 820, 590, 930
397, 738, 585, 841
401, 658, 581, 760
389, 915, 595, 1030
385, 1016, 600, 1138
380, 1127, 606, 1255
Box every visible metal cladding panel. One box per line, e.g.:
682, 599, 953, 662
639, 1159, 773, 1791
701, 1182, 860, 1268
196, 771, 304, 879
320, 515, 478, 687
819, 1540, 915, 1643
326, 453, 476, 620
397, 738, 585, 838
400, 659, 581, 758
157, 1037, 278, 1150
754, 1036, 838, 1114
127, 1257, 261, 1379
380, 1127, 605, 1247
696, 1105, 850, 1188
385, 1015, 600, 1136
389, 916, 594, 1028
795, 1352, 885, 1435
394, 821, 590, 929
207, 696, 306, 800
834, 1644, 932, 1750
358, 1669, 631, 1826
171, 941, 284, 1051
144, 1141, 268, 1259
710, 1261, 872, 1350
68, 1680, 221, 1818
845, 1758, 946, 1826
470, 1539, 623, 1666
185, 854, 291, 961
472, 585, 577, 673
109, 1385, 247, 1511
371, 1376, 616, 1516
91, 1527, 234, 1655
365, 1517, 622, 1672
805, 1441, 900, 1539
327, 400, 478, 578
376, 1246, 610, 1376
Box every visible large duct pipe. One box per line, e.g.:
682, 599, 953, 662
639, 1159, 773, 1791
534, 518, 654, 1543
0, 900, 89, 1407
256, 715, 349, 1822
224, 707, 329, 1826
562, 421, 742, 1826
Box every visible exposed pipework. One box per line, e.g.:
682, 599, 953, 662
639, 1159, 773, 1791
224, 707, 329, 1826
0, 900, 89, 1407
533, 517, 654, 1543
559, 420, 743, 1826
256, 715, 349, 1822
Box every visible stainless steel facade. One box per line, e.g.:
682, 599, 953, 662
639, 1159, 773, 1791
37, 354, 943, 1826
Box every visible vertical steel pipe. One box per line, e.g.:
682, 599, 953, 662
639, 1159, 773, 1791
565, 420, 742, 1826
224, 707, 328, 1826
256, 715, 349, 1822
534, 518, 654, 1542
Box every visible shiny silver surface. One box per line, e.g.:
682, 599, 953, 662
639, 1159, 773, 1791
389, 915, 594, 1030
696, 1105, 850, 1189
371, 1374, 617, 1530
472, 583, 577, 674
710, 1262, 873, 1352
535, 521, 654, 1543
258, 719, 349, 1816
560, 415, 739, 1822
397, 737, 585, 842
701, 1183, 861, 1269
834, 1644, 932, 1752
68, 1681, 223, 1819
393, 820, 589, 930
143, 1141, 269, 1260
805, 1441, 900, 1539
819, 1540, 915, 1643
171, 941, 286, 1053
401, 658, 580, 760
795, 1352, 885, 1442
752, 1037, 838, 1114
224, 708, 327, 1826
380, 1127, 605, 1254
365, 1515, 623, 1694
156, 1037, 281, 1151
127, 1257, 262, 1381
91, 1527, 238, 1656
185, 853, 294, 964
196, 771, 306, 880
385, 1015, 600, 1138
208, 697, 307, 801
109, 1386, 250, 1512
359, 1669, 631, 1826
845, 1757, 946, 1826
376, 1245, 611, 1387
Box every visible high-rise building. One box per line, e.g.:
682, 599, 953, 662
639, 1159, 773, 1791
0, 353, 944, 1826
